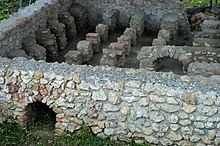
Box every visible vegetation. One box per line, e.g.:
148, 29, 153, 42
183, 0, 210, 8
0, 0, 213, 21
0, 122, 147, 146
0, 0, 19, 20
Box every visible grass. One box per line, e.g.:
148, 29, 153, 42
0, 0, 19, 20
0, 0, 214, 21
0, 122, 147, 146
183, 0, 213, 8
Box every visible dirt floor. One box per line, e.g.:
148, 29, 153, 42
48, 28, 191, 75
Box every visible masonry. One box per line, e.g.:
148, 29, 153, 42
1, 0, 220, 145
0, 57, 220, 145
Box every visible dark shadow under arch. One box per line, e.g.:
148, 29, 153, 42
154, 57, 184, 75
25, 101, 56, 130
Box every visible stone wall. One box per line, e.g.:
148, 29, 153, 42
0, 57, 220, 145
74, 0, 190, 33
188, 62, 220, 77
0, 0, 72, 59
137, 45, 220, 73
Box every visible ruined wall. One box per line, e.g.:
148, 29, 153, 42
188, 62, 220, 77
74, 0, 190, 33
137, 45, 220, 73
0, 0, 72, 58
0, 57, 220, 145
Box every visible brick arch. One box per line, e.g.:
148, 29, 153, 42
137, 46, 194, 74
8, 84, 61, 127
15, 95, 59, 129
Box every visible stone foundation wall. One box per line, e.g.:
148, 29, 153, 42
137, 45, 220, 73
0, 57, 220, 145
188, 62, 220, 77
74, 0, 190, 33
0, 0, 72, 58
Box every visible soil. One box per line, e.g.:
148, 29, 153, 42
48, 27, 192, 75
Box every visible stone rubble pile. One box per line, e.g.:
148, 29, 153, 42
193, 20, 220, 48
130, 12, 145, 37
190, 12, 217, 31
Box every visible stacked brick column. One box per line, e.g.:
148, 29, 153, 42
160, 12, 179, 41
102, 9, 119, 33
96, 24, 109, 42
100, 42, 125, 67
130, 12, 145, 37
35, 27, 58, 56
152, 29, 171, 46
77, 40, 93, 62
64, 50, 82, 65
86, 33, 101, 53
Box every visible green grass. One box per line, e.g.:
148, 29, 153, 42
0, 0, 19, 20
183, 0, 212, 8
0, 122, 147, 146
0, 0, 214, 21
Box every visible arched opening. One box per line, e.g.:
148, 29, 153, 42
25, 101, 56, 134
154, 57, 184, 75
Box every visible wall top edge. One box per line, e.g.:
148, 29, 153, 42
0, 57, 219, 94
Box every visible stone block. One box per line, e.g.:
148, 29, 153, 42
64, 50, 82, 65
117, 35, 131, 56
77, 40, 93, 62
202, 20, 220, 30
6, 49, 32, 60
130, 12, 145, 37
123, 28, 137, 46
103, 9, 119, 33
152, 38, 166, 46
108, 42, 125, 67
158, 29, 171, 43
188, 62, 220, 77
193, 38, 220, 48
108, 42, 125, 56
86, 33, 101, 53
96, 24, 109, 42
203, 29, 220, 39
